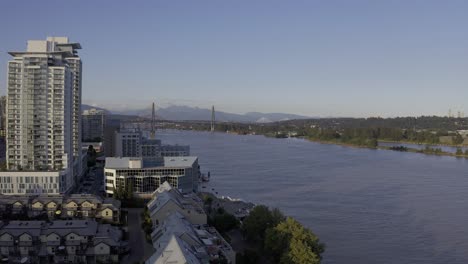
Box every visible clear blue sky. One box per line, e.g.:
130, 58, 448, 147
0, 0, 467, 117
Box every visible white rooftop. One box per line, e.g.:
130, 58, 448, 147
146, 234, 201, 264
163, 156, 197, 167
106, 156, 197, 169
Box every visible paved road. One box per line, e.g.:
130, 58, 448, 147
89, 167, 104, 195
122, 208, 155, 264
76, 166, 104, 196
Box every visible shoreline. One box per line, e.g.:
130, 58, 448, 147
198, 191, 255, 219
377, 139, 468, 148
303, 137, 468, 159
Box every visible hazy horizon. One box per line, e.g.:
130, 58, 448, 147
84, 102, 466, 120
1, 1, 467, 117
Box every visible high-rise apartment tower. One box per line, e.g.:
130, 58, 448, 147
0, 37, 83, 194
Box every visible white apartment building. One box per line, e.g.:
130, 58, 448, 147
104, 157, 200, 198
0, 37, 83, 194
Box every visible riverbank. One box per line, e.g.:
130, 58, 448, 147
299, 137, 377, 149
279, 135, 468, 159
378, 139, 468, 148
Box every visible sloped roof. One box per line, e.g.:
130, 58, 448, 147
0, 221, 45, 237
148, 191, 183, 218
146, 234, 202, 264
150, 212, 203, 259
103, 198, 121, 209
32, 195, 63, 205
163, 156, 197, 168
43, 220, 98, 237
148, 182, 184, 214
66, 194, 103, 205
95, 224, 122, 247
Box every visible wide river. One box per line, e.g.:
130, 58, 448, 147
156, 130, 468, 264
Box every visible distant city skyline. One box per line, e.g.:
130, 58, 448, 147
0, 1, 467, 117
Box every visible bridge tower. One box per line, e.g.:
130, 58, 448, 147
150, 102, 156, 139
211, 105, 215, 132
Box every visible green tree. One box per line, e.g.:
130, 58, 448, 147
271, 207, 286, 225
285, 238, 321, 264
112, 186, 120, 200
265, 217, 325, 264
367, 138, 378, 148
141, 206, 153, 243
452, 133, 464, 145
212, 211, 240, 233
242, 205, 283, 242
114, 183, 126, 200
87, 145, 97, 167
236, 250, 259, 264
265, 225, 290, 262
204, 196, 214, 214
125, 180, 134, 200
456, 148, 463, 156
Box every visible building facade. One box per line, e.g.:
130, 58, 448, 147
114, 131, 190, 158
0, 220, 125, 264
103, 122, 120, 157
114, 131, 142, 157
0, 193, 121, 225
0, 96, 6, 137
82, 108, 106, 142
104, 157, 200, 198
0, 37, 82, 195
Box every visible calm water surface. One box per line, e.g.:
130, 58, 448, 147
157, 130, 468, 264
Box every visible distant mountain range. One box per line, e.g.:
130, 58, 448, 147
81, 104, 111, 114
82, 104, 312, 123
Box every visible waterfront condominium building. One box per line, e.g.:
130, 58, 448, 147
0, 37, 83, 195
104, 156, 200, 198
82, 108, 106, 142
